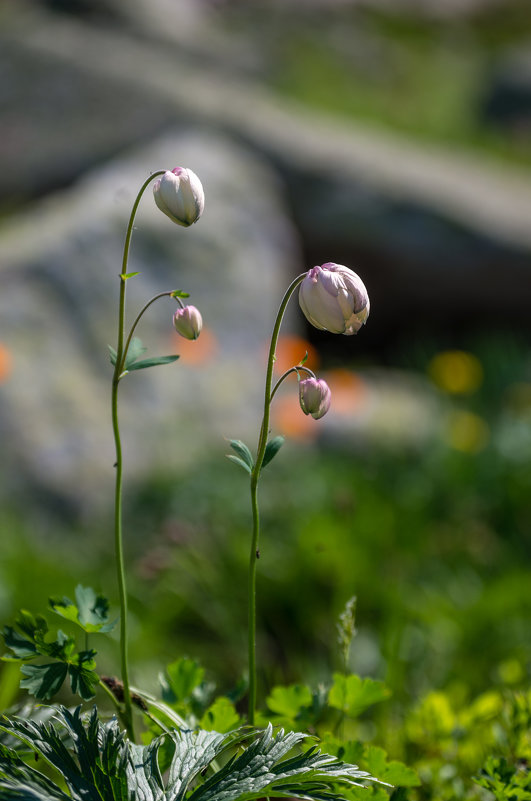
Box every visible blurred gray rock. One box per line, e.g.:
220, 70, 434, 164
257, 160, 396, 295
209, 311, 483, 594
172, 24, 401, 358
0, 131, 302, 516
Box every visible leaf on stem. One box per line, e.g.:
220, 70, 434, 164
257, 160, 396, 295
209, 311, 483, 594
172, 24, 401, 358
226, 455, 252, 475
123, 337, 148, 369
108, 344, 118, 367
328, 673, 391, 718
49, 585, 117, 634
261, 435, 285, 468
126, 355, 180, 372
229, 440, 254, 469
120, 272, 140, 280
171, 289, 191, 299
19, 663, 68, 700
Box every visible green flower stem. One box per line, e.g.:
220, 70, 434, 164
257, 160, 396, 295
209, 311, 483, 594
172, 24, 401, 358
247, 272, 306, 725
119, 290, 175, 375
270, 366, 316, 403
111, 171, 164, 742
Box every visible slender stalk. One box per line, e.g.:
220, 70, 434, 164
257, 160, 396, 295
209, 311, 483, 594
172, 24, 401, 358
120, 290, 174, 374
111, 171, 164, 741
247, 273, 306, 725
270, 365, 316, 403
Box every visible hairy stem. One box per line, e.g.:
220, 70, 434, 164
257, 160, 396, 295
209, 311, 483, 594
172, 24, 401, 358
247, 273, 306, 725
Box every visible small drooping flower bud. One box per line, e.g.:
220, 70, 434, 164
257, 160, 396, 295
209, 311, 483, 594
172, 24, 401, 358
173, 305, 203, 340
299, 263, 369, 336
299, 377, 331, 420
153, 167, 204, 227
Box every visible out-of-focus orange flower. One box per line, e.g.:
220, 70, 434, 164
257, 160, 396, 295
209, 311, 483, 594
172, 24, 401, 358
322, 368, 368, 414
272, 335, 320, 375
428, 350, 483, 395
170, 327, 218, 366
0, 344, 13, 382
272, 392, 320, 441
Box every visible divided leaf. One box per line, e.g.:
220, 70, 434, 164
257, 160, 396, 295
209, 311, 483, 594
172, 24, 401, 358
50, 585, 116, 634
328, 673, 391, 718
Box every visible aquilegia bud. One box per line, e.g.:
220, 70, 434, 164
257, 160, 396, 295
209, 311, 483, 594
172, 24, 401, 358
153, 167, 204, 227
299, 262, 369, 335
299, 377, 331, 420
173, 305, 203, 340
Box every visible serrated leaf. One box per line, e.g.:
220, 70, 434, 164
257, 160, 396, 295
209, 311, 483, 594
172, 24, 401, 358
229, 440, 254, 469
267, 684, 313, 719
226, 455, 252, 475
120, 271, 140, 280
123, 337, 148, 369
199, 697, 242, 733
261, 435, 285, 469
126, 355, 180, 372
364, 746, 420, 788
19, 663, 68, 700
0, 708, 385, 801
328, 673, 391, 718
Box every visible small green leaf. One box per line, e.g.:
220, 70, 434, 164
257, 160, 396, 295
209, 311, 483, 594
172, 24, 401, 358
126, 355, 180, 372
20, 663, 68, 700
75, 585, 116, 633
328, 673, 391, 718
267, 683, 313, 719
108, 344, 118, 366
262, 435, 285, 468
365, 746, 420, 787
68, 663, 98, 701
298, 351, 309, 367
123, 337, 147, 369
199, 697, 241, 733
171, 289, 190, 299
229, 440, 254, 469
2, 626, 37, 660
120, 271, 140, 280
163, 657, 205, 704
226, 455, 252, 474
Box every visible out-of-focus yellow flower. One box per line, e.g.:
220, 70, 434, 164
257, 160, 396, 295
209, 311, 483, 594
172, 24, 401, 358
447, 410, 489, 453
428, 350, 483, 395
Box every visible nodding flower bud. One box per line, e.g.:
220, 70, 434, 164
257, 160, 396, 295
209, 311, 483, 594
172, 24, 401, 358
153, 167, 204, 227
299, 377, 331, 420
299, 262, 369, 336
173, 305, 203, 340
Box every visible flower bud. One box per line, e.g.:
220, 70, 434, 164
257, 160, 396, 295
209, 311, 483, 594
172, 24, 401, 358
299, 377, 331, 420
153, 167, 204, 227
173, 305, 203, 340
299, 262, 369, 336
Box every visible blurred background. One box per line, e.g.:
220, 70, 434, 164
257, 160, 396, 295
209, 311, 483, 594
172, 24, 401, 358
1, 0, 531, 780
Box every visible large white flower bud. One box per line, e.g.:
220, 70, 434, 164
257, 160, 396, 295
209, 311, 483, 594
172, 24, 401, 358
153, 167, 204, 227
299, 263, 369, 336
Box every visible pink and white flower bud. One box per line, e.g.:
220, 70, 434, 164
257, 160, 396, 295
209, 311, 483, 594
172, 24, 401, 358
299, 377, 331, 420
153, 167, 204, 227
173, 305, 203, 340
299, 263, 369, 336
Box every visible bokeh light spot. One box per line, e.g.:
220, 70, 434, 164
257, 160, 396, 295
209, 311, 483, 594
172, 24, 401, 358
428, 351, 483, 395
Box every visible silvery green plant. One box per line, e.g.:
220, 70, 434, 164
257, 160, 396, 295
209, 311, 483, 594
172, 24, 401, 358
227, 262, 370, 724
